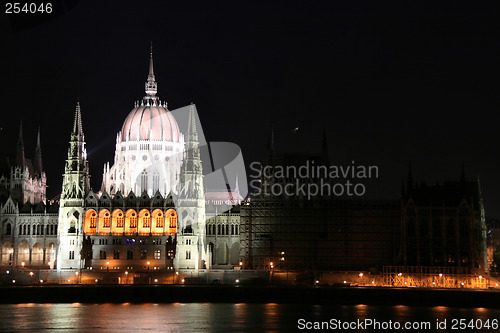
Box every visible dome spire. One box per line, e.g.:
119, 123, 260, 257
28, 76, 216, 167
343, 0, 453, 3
145, 41, 158, 100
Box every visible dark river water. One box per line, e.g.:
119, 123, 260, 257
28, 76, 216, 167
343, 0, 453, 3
0, 303, 498, 332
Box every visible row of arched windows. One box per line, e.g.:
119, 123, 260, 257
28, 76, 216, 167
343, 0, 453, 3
83, 208, 177, 235
16, 224, 57, 236
206, 224, 239, 236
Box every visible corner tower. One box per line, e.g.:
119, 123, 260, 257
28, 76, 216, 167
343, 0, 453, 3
57, 102, 90, 270
174, 104, 209, 270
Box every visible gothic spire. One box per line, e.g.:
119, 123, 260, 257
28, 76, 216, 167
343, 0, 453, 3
16, 121, 25, 167
187, 103, 199, 142
149, 41, 155, 78
72, 102, 84, 139
145, 42, 158, 99
62, 101, 90, 199
34, 126, 43, 174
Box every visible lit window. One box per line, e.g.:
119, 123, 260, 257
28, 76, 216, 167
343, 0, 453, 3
103, 212, 110, 228
169, 211, 177, 228
155, 212, 164, 228
154, 250, 161, 260
116, 212, 124, 228
143, 212, 151, 228
130, 213, 137, 228
89, 212, 97, 228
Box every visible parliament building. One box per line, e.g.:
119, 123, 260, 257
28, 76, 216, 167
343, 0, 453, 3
0, 49, 489, 284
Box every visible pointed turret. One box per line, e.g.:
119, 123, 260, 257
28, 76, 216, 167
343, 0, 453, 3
72, 102, 84, 140
175, 103, 208, 270
57, 101, 91, 270
61, 101, 90, 199
181, 104, 202, 172
144, 42, 158, 100
34, 126, 43, 175
187, 103, 199, 143
16, 121, 25, 167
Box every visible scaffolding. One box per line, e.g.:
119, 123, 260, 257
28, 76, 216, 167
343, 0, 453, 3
383, 266, 489, 288
240, 197, 400, 271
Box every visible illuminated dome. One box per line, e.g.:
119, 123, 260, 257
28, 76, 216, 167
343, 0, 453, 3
101, 46, 185, 197
121, 104, 181, 142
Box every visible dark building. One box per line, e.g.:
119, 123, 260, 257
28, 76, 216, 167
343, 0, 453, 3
240, 132, 488, 275
400, 167, 487, 273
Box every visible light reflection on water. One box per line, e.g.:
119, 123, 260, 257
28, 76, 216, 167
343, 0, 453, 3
0, 303, 497, 332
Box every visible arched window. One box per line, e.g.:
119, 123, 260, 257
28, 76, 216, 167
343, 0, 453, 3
84, 210, 97, 233
5, 223, 11, 236
90, 212, 97, 228
103, 211, 110, 228
116, 212, 124, 228
154, 210, 163, 228
139, 209, 150, 230
168, 211, 177, 228
130, 212, 137, 228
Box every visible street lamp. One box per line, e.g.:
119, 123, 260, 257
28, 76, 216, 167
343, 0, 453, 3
125, 271, 129, 284
106, 261, 110, 271
21, 262, 25, 270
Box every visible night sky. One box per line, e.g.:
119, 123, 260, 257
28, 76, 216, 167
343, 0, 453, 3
1, 1, 500, 216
